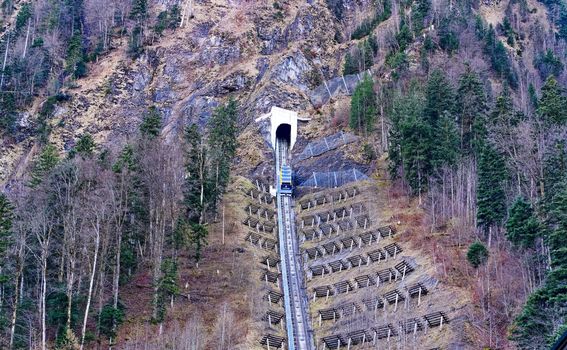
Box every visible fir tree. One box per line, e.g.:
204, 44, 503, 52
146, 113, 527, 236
537, 76, 567, 126
424, 69, 454, 125
349, 75, 376, 133
389, 85, 432, 197
207, 99, 238, 213
456, 67, 488, 155
467, 241, 489, 268
71, 133, 96, 158
343, 51, 358, 75
476, 144, 507, 236
184, 124, 208, 222
140, 107, 162, 138
30, 144, 60, 187
0, 194, 13, 294
505, 197, 541, 249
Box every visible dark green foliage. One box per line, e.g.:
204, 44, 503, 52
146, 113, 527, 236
15, 3, 32, 30
385, 51, 408, 79
70, 133, 96, 158
535, 50, 564, 79
342, 39, 376, 75
189, 223, 208, 263
98, 303, 125, 340
362, 143, 376, 162
537, 76, 567, 126
207, 99, 238, 211
543, 141, 567, 201
538, 0, 567, 41
396, 23, 413, 51
350, 0, 391, 39
388, 86, 431, 195
352, 19, 375, 40
0, 93, 17, 134
480, 24, 517, 88
467, 241, 489, 268
411, 0, 430, 34
128, 25, 145, 57
501, 17, 515, 46
154, 259, 179, 323
511, 183, 567, 348
130, 0, 148, 20
140, 107, 162, 138
168, 5, 182, 29
30, 144, 60, 187
506, 197, 541, 249
389, 72, 459, 195
456, 67, 488, 154
154, 11, 168, 35
47, 290, 79, 342
183, 124, 208, 222
350, 75, 376, 133
0, 194, 12, 263
476, 144, 507, 233
66, 32, 87, 79
438, 18, 459, 55
343, 52, 357, 75
424, 70, 454, 125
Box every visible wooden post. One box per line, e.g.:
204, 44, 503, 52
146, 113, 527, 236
418, 287, 422, 306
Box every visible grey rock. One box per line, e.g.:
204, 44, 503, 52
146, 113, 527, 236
182, 95, 219, 128
256, 57, 270, 82
309, 73, 363, 107
271, 52, 311, 91
199, 35, 241, 65
211, 72, 249, 95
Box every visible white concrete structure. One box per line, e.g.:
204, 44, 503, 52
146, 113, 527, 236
256, 106, 298, 151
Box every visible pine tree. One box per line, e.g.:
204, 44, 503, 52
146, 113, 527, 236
184, 124, 208, 222
71, 133, 96, 158
349, 75, 376, 133
467, 241, 489, 268
189, 223, 208, 264
130, 0, 148, 20
424, 69, 454, 125
456, 67, 488, 155
537, 76, 567, 126
30, 144, 60, 187
343, 51, 358, 75
476, 144, 507, 236
389, 86, 432, 196
140, 106, 162, 138
505, 197, 541, 249
208, 99, 238, 213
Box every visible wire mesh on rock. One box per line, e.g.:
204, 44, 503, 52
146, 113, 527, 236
299, 169, 368, 188
295, 132, 358, 162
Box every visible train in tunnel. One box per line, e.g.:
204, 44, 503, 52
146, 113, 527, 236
279, 165, 293, 195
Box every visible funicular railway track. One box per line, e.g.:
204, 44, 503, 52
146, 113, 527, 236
275, 138, 313, 350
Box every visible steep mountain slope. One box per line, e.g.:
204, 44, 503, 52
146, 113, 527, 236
1, 0, 567, 349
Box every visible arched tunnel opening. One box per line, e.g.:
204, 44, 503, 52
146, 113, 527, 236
275, 123, 292, 145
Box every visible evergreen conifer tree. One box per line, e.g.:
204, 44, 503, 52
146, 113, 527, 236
456, 67, 488, 155
537, 76, 567, 126
476, 144, 507, 237
506, 197, 541, 249
349, 75, 376, 133
30, 144, 60, 187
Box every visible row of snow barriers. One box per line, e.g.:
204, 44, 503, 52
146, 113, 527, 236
241, 180, 287, 349
296, 184, 451, 350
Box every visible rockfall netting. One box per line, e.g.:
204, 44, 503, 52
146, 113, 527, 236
299, 169, 368, 188
295, 132, 358, 162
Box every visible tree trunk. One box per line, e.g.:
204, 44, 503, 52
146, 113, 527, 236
80, 224, 101, 350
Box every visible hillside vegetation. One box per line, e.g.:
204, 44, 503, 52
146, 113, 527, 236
0, 0, 566, 349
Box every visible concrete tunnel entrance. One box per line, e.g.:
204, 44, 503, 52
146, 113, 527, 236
275, 123, 292, 145
268, 106, 298, 151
